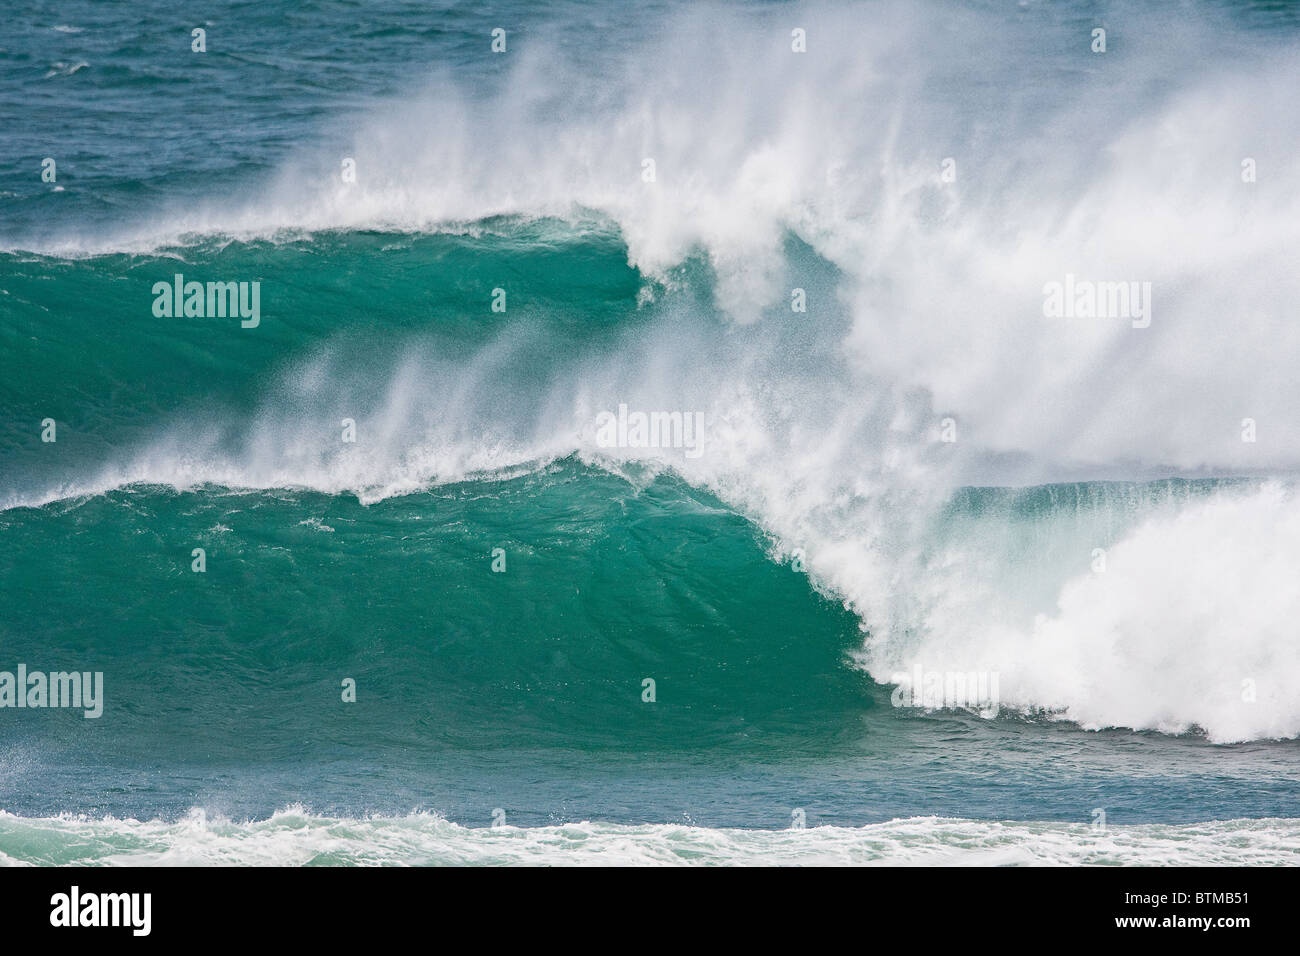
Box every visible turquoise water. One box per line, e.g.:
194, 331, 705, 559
3, 0, 1300, 864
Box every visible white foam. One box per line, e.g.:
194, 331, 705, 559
854, 482, 1300, 743
8, 2, 1300, 741
1, 806, 1298, 866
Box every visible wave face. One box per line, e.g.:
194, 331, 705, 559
3, 0, 1300, 848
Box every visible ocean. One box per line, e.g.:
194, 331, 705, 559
2, 0, 1299, 866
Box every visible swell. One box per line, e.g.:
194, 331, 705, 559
0, 226, 648, 505
5, 228, 1300, 744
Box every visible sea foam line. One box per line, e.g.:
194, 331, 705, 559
1, 807, 1298, 866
